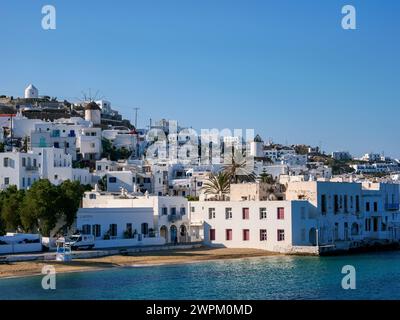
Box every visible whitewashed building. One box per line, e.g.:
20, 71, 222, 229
77, 191, 192, 246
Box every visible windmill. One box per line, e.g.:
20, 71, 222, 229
74, 88, 106, 105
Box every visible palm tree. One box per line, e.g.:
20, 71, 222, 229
202, 172, 231, 200
223, 152, 256, 183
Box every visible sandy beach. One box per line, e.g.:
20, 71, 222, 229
0, 248, 279, 279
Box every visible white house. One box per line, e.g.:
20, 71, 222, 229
0, 151, 40, 189
77, 191, 192, 246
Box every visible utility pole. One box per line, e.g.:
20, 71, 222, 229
133, 107, 140, 129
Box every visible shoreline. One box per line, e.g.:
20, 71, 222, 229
0, 248, 282, 280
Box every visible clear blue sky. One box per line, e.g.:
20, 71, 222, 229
1, 0, 399, 158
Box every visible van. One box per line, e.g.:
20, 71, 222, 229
67, 234, 95, 250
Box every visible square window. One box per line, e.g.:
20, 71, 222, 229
259, 208, 267, 219
225, 208, 232, 219
260, 229, 267, 241
209, 208, 216, 219
277, 229, 285, 241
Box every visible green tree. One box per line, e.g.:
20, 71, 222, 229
259, 171, 275, 184
58, 180, 89, 228
20, 180, 63, 236
0, 186, 24, 232
202, 172, 231, 200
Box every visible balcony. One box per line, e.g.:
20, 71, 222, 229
385, 203, 400, 211
168, 214, 182, 222
25, 165, 38, 171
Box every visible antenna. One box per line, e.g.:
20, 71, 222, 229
133, 107, 140, 128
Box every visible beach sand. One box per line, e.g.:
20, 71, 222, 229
0, 247, 279, 279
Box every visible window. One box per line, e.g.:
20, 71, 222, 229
97, 165, 101, 171
3, 157, 9, 167
209, 229, 216, 241
243, 229, 250, 241
277, 207, 285, 220
22, 158, 26, 167
22, 177, 25, 188
209, 208, 215, 219
82, 224, 91, 235
4, 177, 10, 185
226, 229, 232, 241
374, 202, 378, 212
334, 195, 339, 213
344, 195, 348, 213
366, 202, 370, 212
260, 229, 267, 241
89, 193, 96, 199
92, 224, 101, 238
180, 207, 186, 215
141, 223, 149, 235
242, 208, 249, 220
191, 207, 195, 213
109, 224, 117, 237
365, 218, 371, 232
259, 208, 267, 219
170, 207, 177, 215
277, 229, 285, 241
54, 175, 58, 180
321, 194, 327, 213
161, 207, 168, 215
356, 195, 360, 212
225, 208, 232, 220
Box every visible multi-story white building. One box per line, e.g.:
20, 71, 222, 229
190, 181, 400, 254
0, 148, 92, 190
77, 191, 192, 244
0, 151, 40, 189
76, 127, 102, 160
190, 200, 316, 253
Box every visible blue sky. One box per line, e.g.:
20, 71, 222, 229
0, 0, 399, 157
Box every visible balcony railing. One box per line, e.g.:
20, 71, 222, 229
25, 165, 39, 171
385, 203, 400, 211
168, 214, 182, 222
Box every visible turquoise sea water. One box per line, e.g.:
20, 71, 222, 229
1, 251, 400, 300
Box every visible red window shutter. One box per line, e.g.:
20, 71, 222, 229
210, 229, 216, 241
226, 229, 232, 241
243, 208, 249, 219
277, 207, 285, 220
243, 229, 250, 241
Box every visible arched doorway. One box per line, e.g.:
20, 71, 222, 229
170, 225, 177, 244
309, 228, 317, 246
179, 225, 187, 243
160, 226, 168, 242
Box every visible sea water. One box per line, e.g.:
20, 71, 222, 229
0, 251, 399, 300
